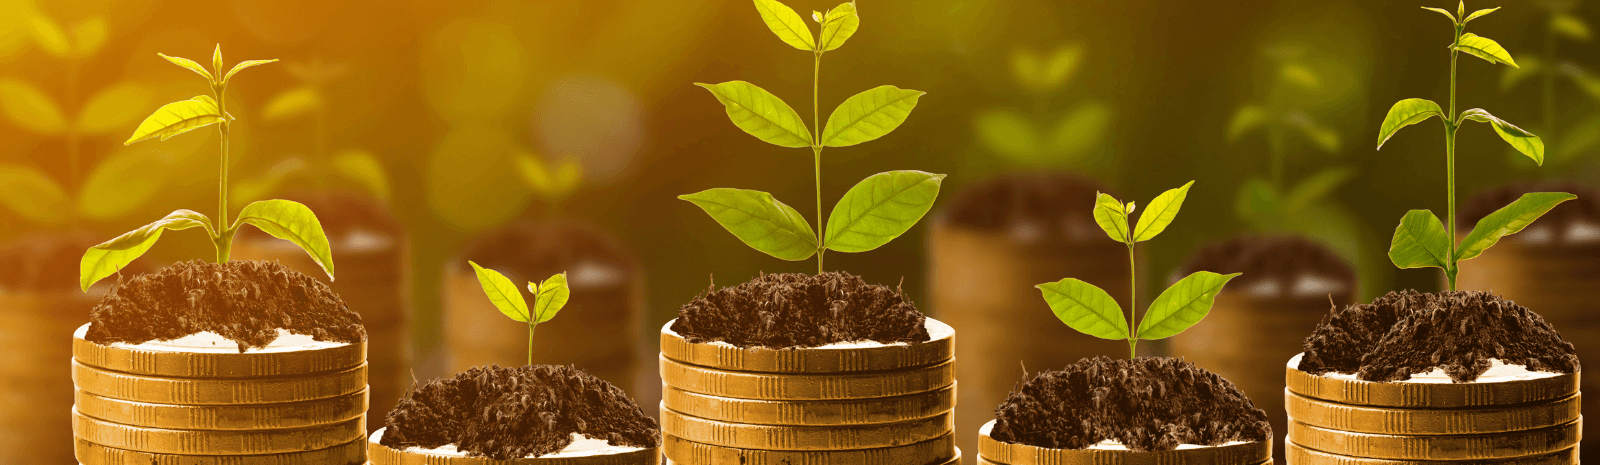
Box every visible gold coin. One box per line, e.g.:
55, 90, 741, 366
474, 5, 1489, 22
661, 406, 952, 451
74, 389, 368, 430
1285, 441, 1575, 464
1285, 354, 1578, 408
366, 427, 663, 464
976, 420, 1271, 465
663, 432, 955, 464
660, 318, 954, 373
72, 408, 365, 455
72, 360, 367, 405
1285, 389, 1579, 435
662, 383, 955, 426
72, 324, 366, 379
659, 356, 954, 400
75, 438, 367, 465
666, 446, 960, 465
1285, 418, 1580, 460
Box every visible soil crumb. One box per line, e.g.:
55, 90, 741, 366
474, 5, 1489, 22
992, 356, 1270, 452
1298, 290, 1579, 382
937, 172, 1115, 244
379, 364, 660, 460
1181, 236, 1355, 300
1461, 183, 1598, 245
671, 271, 930, 349
86, 260, 366, 352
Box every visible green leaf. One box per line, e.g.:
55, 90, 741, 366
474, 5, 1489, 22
0, 164, 69, 226
1288, 113, 1341, 153
80, 210, 213, 291
78, 148, 175, 220
0, 78, 65, 134
231, 158, 306, 207
1552, 13, 1590, 42
1047, 101, 1109, 156
680, 188, 817, 261
1281, 63, 1321, 91
27, 12, 69, 58
752, 0, 815, 51
1036, 278, 1127, 340
1375, 98, 1442, 149
1388, 209, 1452, 270
158, 53, 214, 83
1557, 114, 1600, 164
1458, 108, 1544, 165
695, 81, 811, 148
514, 151, 582, 202
821, 85, 924, 147
332, 150, 391, 201
1131, 181, 1193, 242
1284, 166, 1355, 213
1421, 6, 1456, 23
1137, 271, 1241, 340
1561, 63, 1600, 100
973, 107, 1038, 161
70, 17, 106, 57
232, 200, 335, 281
1092, 192, 1129, 243
260, 85, 321, 121
1227, 105, 1266, 142
1462, 7, 1499, 25
469, 261, 529, 322
124, 96, 224, 145
817, 2, 858, 52
222, 59, 278, 84
530, 273, 570, 324
824, 170, 944, 253
1458, 192, 1577, 261
78, 83, 155, 134
1010, 43, 1085, 93
1501, 55, 1542, 90
1453, 33, 1518, 68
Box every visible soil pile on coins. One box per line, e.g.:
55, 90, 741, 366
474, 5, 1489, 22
671, 271, 930, 348
991, 356, 1271, 451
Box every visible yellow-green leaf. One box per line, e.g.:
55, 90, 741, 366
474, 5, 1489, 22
0, 78, 64, 134
1137, 271, 1240, 340
696, 81, 811, 148
1228, 105, 1266, 142
77, 83, 155, 134
1552, 13, 1590, 42
223, 59, 279, 84
80, 210, 213, 291
1288, 112, 1340, 153
27, 12, 68, 58
0, 164, 68, 226
78, 148, 174, 220
1462, 7, 1498, 25
821, 85, 924, 147
1458, 192, 1577, 261
332, 150, 391, 201
817, 2, 858, 52
530, 273, 570, 324
70, 16, 106, 57
514, 151, 579, 202
1037, 278, 1127, 340
1047, 101, 1109, 156
124, 96, 223, 145
1284, 166, 1355, 213
1376, 98, 1442, 149
824, 170, 944, 253
1421, 6, 1456, 23
1281, 63, 1321, 90
680, 188, 818, 261
260, 85, 321, 121
158, 53, 214, 83
1388, 209, 1451, 270
1453, 33, 1518, 68
1092, 192, 1129, 243
974, 107, 1038, 161
1458, 108, 1544, 165
1131, 181, 1194, 242
211, 45, 223, 77
752, 0, 815, 51
232, 199, 335, 281
469, 261, 529, 322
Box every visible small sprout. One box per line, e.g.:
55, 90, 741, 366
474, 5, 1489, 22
1039, 181, 1240, 359
469, 261, 570, 366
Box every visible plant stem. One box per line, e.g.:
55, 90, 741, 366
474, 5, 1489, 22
1445, 27, 1460, 291
1126, 239, 1137, 359
528, 319, 536, 366
216, 82, 233, 264
813, 51, 825, 274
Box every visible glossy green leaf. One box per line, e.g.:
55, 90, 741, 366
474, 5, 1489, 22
1388, 209, 1452, 270
78, 148, 175, 220
1047, 101, 1109, 156
1458, 192, 1577, 261
817, 2, 858, 52
824, 170, 944, 253
124, 96, 224, 145
821, 85, 924, 147
222, 59, 278, 84
530, 273, 570, 324
80, 210, 213, 291
469, 261, 529, 322
0, 78, 65, 134
1453, 33, 1518, 68
1227, 105, 1266, 142
680, 188, 817, 261
973, 107, 1038, 160
1092, 192, 1129, 243
1037, 278, 1127, 340
232, 199, 335, 280
1462, 7, 1499, 25
158, 53, 214, 83
71, 17, 106, 57
261, 86, 321, 121
1552, 13, 1590, 42
1376, 98, 1442, 149
231, 158, 306, 207
1421, 6, 1456, 23
332, 150, 391, 201
752, 0, 814, 51
696, 81, 811, 148
1132, 181, 1193, 242
1284, 166, 1355, 213
0, 164, 69, 226
78, 83, 155, 134
1137, 271, 1240, 340
1458, 108, 1544, 165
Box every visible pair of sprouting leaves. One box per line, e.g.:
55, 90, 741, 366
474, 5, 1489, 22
1037, 182, 1240, 345
77, 46, 335, 291
469, 261, 570, 326
514, 151, 582, 204
975, 43, 1109, 169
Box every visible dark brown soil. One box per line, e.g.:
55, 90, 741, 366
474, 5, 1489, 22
85, 260, 366, 352
1181, 235, 1355, 299
0, 231, 120, 291
671, 271, 931, 349
1298, 290, 1579, 382
379, 364, 660, 460
992, 356, 1270, 452
937, 172, 1114, 243
1461, 183, 1597, 245
458, 220, 635, 286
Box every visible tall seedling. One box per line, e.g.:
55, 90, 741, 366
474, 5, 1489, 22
1037, 182, 1240, 358
684, 0, 943, 273
1377, 3, 1577, 290
78, 45, 336, 291
468, 262, 570, 365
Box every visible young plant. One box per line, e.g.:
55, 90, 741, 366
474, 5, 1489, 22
468, 262, 570, 365
1376, 3, 1577, 290
972, 42, 1111, 171
1227, 44, 1350, 232
683, 0, 943, 274
235, 60, 391, 205
1036, 182, 1240, 359
77, 45, 336, 291
1502, 3, 1600, 169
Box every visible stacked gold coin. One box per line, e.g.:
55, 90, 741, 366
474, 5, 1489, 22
974, 420, 1273, 465
1284, 353, 1581, 464
658, 318, 960, 465
69, 324, 369, 465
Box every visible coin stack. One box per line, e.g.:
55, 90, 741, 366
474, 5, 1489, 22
658, 318, 960, 465
975, 420, 1272, 465
1284, 353, 1581, 464
68, 324, 370, 465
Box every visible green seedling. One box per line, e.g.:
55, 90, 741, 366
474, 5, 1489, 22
514, 150, 583, 214
1376, 2, 1577, 290
1228, 44, 1350, 231
77, 45, 336, 291
237, 59, 391, 205
1036, 181, 1240, 359
468, 262, 570, 365
972, 42, 1111, 171
1501, 2, 1599, 168
684, 0, 943, 274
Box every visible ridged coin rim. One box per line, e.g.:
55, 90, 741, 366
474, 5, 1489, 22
71, 408, 365, 455
74, 438, 366, 465
1285, 354, 1579, 408
73, 388, 368, 430
72, 324, 366, 378
977, 420, 1271, 465
366, 428, 662, 464
661, 383, 955, 425
72, 360, 367, 405
1285, 440, 1576, 464
1284, 389, 1579, 435
660, 318, 954, 374
660, 405, 952, 451
1285, 418, 1581, 460
659, 356, 954, 400
663, 432, 955, 464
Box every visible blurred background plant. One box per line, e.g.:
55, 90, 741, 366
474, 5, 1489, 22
1501, 0, 1600, 176
971, 42, 1113, 177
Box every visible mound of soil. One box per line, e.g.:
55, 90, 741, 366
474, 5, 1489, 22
86, 260, 366, 352
1181, 235, 1355, 298
1461, 183, 1598, 244
937, 172, 1114, 243
379, 364, 660, 460
459, 220, 636, 286
992, 356, 1270, 452
1298, 290, 1579, 382
671, 271, 930, 349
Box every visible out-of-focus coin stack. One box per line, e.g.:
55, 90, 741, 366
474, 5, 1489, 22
1285, 354, 1581, 464
68, 324, 369, 465
658, 318, 960, 465
974, 419, 1273, 465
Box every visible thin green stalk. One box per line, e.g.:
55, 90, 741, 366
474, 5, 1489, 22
1126, 241, 1137, 358
813, 51, 825, 274
1445, 29, 1459, 290
215, 83, 232, 263
528, 319, 537, 366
